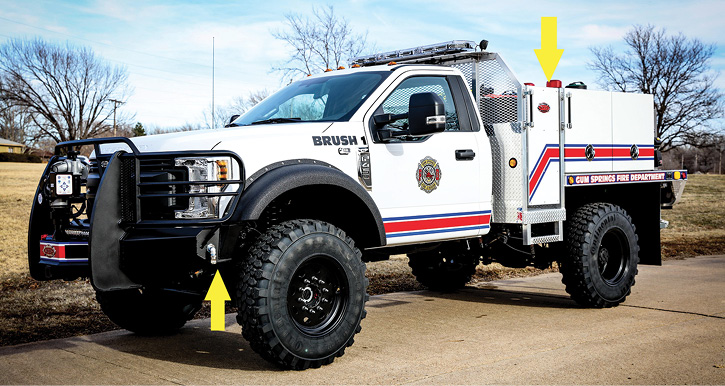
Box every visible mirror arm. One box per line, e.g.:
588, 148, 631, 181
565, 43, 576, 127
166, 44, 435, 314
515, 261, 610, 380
373, 112, 408, 126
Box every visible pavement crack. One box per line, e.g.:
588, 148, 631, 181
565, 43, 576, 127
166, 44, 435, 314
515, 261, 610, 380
58, 346, 184, 385
621, 304, 725, 320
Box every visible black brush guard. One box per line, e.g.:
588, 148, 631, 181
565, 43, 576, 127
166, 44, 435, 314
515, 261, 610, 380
28, 137, 245, 292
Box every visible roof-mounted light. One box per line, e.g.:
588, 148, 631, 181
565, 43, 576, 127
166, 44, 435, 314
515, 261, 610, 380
351, 40, 477, 67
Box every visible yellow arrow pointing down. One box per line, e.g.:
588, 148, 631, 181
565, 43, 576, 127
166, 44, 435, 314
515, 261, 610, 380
205, 270, 231, 331
534, 17, 564, 81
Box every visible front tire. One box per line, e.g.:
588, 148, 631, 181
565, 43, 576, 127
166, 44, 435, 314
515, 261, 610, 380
560, 203, 640, 308
237, 220, 368, 370
96, 289, 201, 334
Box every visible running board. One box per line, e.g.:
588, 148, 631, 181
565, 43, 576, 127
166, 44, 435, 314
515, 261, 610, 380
522, 208, 565, 245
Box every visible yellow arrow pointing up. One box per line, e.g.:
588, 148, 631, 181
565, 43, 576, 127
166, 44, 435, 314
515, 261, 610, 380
534, 17, 564, 81
204, 270, 231, 331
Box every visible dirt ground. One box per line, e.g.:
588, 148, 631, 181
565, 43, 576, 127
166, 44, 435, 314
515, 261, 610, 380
0, 162, 723, 346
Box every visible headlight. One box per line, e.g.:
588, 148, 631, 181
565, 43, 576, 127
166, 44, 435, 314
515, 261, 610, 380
173, 156, 231, 219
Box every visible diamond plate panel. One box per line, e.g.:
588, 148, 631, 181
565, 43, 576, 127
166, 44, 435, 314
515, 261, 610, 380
522, 208, 566, 224
529, 234, 563, 244
449, 55, 525, 224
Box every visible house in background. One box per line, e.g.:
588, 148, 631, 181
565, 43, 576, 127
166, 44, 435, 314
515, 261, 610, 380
0, 138, 24, 153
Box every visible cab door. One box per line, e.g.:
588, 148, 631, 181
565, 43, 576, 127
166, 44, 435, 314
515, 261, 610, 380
365, 71, 489, 245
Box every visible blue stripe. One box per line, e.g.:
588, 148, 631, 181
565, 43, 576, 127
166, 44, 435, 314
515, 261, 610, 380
566, 158, 655, 162
39, 258, 88, 266
566, 144, 654, 148
387, 225, 490, 238
383, 210, 491, 222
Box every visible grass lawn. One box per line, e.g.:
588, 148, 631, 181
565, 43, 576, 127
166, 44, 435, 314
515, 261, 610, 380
0, 161, 723, 346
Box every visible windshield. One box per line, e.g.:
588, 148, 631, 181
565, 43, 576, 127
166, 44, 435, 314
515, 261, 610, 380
232, 71, 388, 126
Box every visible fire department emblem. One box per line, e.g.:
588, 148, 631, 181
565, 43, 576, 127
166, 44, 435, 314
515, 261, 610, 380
416, 156, 441, 193
537, 103, 550, 113
42, 245, 56, 258
630, 144, 639, 160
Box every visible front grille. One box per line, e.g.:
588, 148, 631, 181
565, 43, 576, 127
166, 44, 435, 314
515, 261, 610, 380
115, 152, 244, 225
136, 158, 188, 221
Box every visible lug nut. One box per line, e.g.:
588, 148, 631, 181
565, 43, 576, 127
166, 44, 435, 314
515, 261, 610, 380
321, 298, 330, 303
322, 288, 329, 293
318, 280, 326, 285
316, 306, 324, 311
301, 306, 309, 311
309, 310, 316, 314
311, 276, 318, 282
298, 297, 305, 302
303, 279, 310, 284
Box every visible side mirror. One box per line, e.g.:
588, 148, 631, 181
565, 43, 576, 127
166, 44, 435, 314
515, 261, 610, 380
408, 92, 446, 136
224, 115, 240, 128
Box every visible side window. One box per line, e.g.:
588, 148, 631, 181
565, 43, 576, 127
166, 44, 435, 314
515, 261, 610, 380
381, 76, 460, 134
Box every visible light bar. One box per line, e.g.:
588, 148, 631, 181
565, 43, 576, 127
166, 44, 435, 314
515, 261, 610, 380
351, 40, 477, 67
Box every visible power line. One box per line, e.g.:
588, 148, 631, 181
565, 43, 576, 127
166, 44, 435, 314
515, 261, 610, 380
0, 15, 212, 70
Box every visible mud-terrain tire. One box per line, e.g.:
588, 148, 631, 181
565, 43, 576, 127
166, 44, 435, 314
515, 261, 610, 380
560, 203, 640, 308
408, 248, 478, 291
237, 219, 368, 370
96, 290, 201, 334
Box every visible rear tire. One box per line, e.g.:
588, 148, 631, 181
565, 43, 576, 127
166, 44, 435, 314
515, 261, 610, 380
96, 289, 201, 334
408, 247, 478, 291
560, 203, 639, 308
237, 219, 368, 370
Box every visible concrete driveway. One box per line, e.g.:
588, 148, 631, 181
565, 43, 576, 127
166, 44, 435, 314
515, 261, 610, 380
1, 256, 724, 385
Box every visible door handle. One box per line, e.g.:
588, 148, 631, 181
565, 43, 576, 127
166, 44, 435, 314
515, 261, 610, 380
455, 149, 476, 161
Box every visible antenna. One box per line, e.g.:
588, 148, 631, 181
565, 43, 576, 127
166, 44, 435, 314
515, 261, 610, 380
212, 36, 215, 129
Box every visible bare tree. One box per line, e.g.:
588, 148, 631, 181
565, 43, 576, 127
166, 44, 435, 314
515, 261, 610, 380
272, 5, 371, 81
203, 89, 272, 129
0, 99, 34, 145
0, 38, 131, 144
589, 25, 723, 151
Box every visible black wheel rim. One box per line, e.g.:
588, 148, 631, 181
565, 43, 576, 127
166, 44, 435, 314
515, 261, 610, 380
287, 255, 348, 337
597, 228, 629, 285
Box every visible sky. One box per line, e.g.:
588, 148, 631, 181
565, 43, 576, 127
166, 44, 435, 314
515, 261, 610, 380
0, 0, 723, 132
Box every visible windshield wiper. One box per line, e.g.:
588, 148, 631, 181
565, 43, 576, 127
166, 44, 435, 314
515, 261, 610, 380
249, 117, 302, 125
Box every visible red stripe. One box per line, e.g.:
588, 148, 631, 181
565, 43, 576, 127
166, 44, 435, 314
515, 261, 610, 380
384, 214, 491, 233
565, 148, 585, 158
565, 147, 655, 159
529, 147, 559, 194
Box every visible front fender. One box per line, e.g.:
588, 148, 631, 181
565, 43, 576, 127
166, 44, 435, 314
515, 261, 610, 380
232, 163, 386, 246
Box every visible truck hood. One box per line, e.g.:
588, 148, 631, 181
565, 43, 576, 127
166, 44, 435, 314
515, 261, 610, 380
128, 122, 333, 153
123, 121, 358, 180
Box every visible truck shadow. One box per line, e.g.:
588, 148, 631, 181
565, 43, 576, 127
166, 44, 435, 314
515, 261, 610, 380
97, 285, 576, 370
102, 325, 280, 371
370, 284, 576, 310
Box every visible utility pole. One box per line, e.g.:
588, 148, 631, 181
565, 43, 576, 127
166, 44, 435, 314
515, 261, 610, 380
109, 99, 123, 136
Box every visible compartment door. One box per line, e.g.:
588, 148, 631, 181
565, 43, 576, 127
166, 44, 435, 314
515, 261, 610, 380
526, 87, 561, 206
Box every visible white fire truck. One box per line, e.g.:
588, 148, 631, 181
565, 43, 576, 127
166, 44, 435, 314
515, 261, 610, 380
29, 40, 687, 369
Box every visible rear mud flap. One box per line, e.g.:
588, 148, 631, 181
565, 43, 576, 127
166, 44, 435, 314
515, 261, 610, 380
89, 152, 140, 291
